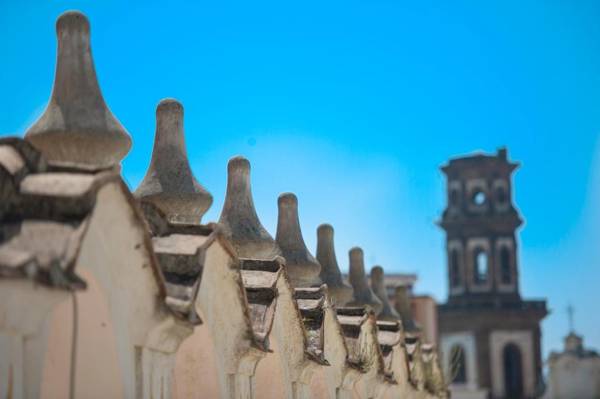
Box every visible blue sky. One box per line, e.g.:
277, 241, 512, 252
2, 0, 599, 360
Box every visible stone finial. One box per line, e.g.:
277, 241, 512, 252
394, 285, 419, 333
134, 99, 212, 224
347, 247, 382, 314
219, 156, 281, 260
422, 344, 448, 397
370, 266, 400, 321
316, 224, 353, 306
25, 11, 131, 168
275, 193, 321, 287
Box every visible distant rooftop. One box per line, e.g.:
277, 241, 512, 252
343, 272, 418, 297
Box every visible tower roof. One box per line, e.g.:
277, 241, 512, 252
441, 147, 519, 176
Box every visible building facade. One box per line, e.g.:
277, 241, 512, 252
543, 331, 600, 399
437, 149, 547, 399
344, 272, 440, 346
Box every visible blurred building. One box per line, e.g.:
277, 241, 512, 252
383, 273, 418, 296
437, 148, 547, 399
344, 272, 439, 345
543, 328, 600, 399
383, 274, 438, 345
411, 295, 438, 346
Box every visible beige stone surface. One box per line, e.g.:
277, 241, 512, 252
41, 270, 124, 399
172, 325, 222, 399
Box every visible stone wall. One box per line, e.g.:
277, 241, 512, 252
0, 10, 448, 399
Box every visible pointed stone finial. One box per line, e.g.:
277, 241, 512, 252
394, 285, 419, 333
370, 266, 400, 321
422, 344, 448, 397
219, 156, 281, 259
25, 11, 131, 168
316, 224, 353, 306
347, 247, 382, 314
275, 193, 321, 287
134, 99, 212, 224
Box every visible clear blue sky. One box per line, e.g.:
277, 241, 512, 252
2, 0, 599, 361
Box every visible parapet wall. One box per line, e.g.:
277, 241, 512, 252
0, 10, 448, 399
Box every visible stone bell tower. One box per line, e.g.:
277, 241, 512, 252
437, 148, 547, 399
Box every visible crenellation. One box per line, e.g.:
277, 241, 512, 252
0, 9, 449, 399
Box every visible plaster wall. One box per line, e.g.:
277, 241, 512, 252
0, 281, 70, 399
172, 325, 221, 399
412, 296, 438, 345
255, 339, 287, 399
41, 270, 125, 398
545, 355, 600, 399
309, 368, 329, 398
38, 182, 182, 398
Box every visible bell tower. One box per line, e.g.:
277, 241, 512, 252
440, 147, 521, 305
437, 148, 547, 399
